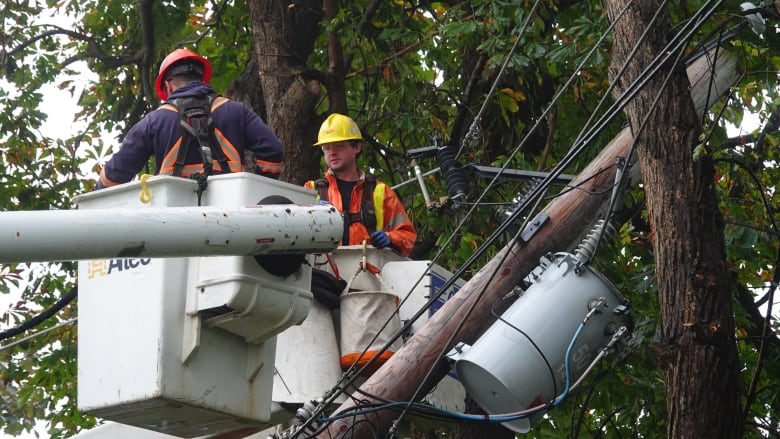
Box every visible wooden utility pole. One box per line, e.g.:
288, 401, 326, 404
322, 49, 739, 438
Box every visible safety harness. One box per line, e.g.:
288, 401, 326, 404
163, 94, 232, 203
316, 175, 378, 238
165, 94, 231, 179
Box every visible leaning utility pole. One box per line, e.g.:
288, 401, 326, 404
321, 48, 739, 438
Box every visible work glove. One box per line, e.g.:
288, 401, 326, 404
370, 231, 391, 249
315, 199, 331, 206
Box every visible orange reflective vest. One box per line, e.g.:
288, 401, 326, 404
305, 171, 416, 256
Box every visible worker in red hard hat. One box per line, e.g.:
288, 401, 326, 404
304, 113, 417, 256
97, 48, 283, 188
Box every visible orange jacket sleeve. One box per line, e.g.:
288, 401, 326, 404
380, 185, 417, 257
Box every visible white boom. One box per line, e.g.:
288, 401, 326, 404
0, 204, 342, 263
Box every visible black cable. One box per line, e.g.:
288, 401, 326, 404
399, 0, 642, 303
490, 294, 559, 401
456, 0, 546, 159
388, 188, 551, 435
307, 9, 619, 406
487, 0, 724, 250
0, 285, 78, 342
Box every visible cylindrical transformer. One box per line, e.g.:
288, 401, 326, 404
449, 252, 633, 433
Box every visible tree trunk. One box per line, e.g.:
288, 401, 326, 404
605, 1, 742, 438
247, 0, 324, 185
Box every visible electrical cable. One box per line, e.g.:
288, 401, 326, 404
0, 317, 77, 352
317, 308, 628, 428
456, 0, 545, 159
383, 0, 639, 352
381, 0, 636, 345
561, 0, 731, 263
385, 185, 555, 436
480, 0, 724, 264
300, 323, 627, 437
697, 25, 727, 128
567, 0, 723, 155
490, 294, 559, 400
395, 0, 638, 291
0, 284, 77, 342
592, 6, 710, 260
568, 0, 671, 152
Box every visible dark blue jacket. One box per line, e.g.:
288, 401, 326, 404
101, 82, 283, 186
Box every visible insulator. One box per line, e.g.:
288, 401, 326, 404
284, 397, 322, 438
463, 122, 482, 149
295, 397, 322, 422
436, 146, 467, 200
574, 219, 617, 266
497, 178, 545, 238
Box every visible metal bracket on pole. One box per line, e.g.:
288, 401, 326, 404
519, 212, 549, 243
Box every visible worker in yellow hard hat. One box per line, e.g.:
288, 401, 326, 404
305, 113, 416, 256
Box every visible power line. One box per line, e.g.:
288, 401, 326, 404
0, 285, 77, 342
0, 317, 77, 352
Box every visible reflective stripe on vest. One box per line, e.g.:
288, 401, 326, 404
254, 158, 283, 175
157, 97, 244, 177
373, 182, 385, 231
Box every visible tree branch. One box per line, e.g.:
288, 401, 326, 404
7, 25, 143, 69
137, 0, 157, 101
720, 107, 780, 151
343, 0, 383, 68
322, 0, 346, 112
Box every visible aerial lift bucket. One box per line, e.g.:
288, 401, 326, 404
74, 174, 341, 437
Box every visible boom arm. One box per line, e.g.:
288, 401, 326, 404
0, 204, 342, 263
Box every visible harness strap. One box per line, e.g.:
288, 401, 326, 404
181, 115, 214, 175
168, 94, 230, 177
341, 175, 378, 236
191, 172, 209, 206
360, 175, 377, 234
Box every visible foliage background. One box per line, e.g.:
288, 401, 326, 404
1, 0, 778, 437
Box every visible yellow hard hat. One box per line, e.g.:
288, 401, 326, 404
313, 113, 362, 146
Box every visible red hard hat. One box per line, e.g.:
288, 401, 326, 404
155, 48, 212, 101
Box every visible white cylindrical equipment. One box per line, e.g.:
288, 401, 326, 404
449, 252, 633, 433
0, 204, 342, 263
273, 300, 345, 404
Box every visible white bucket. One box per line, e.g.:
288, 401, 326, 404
339, 290, 403, 375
